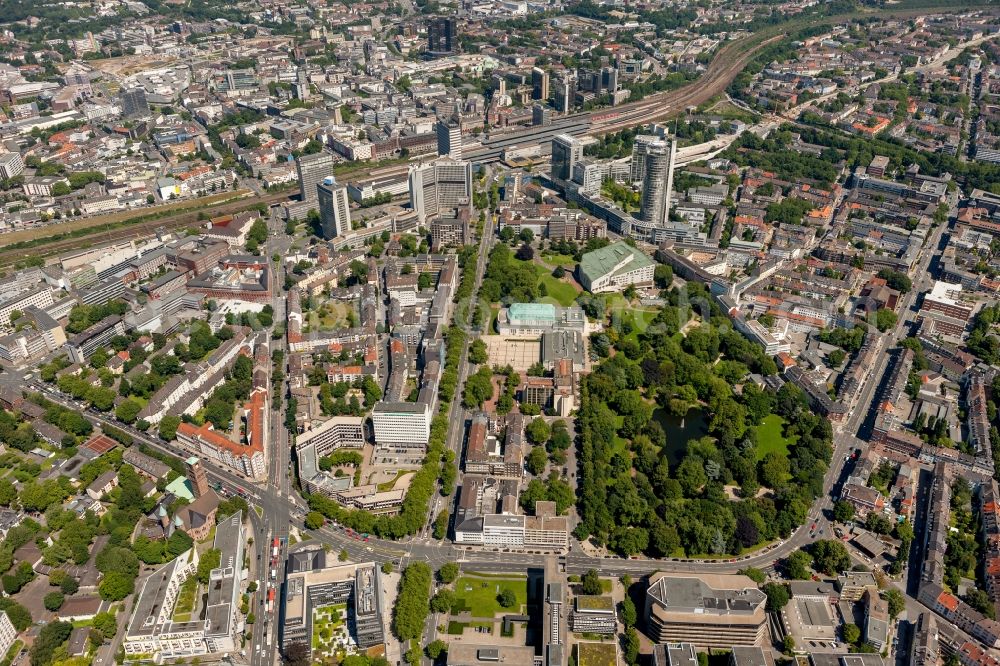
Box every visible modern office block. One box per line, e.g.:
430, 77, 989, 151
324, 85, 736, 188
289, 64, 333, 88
296, 151, 334, 203
371, 401, 431, 448
281, 551, 386, 656
427, 17, 457, 55
531, 67, 549, 101
630, 135, 658, 184
551, 134, 583, 185
644, 573, 767, 649
317, 177, 351, 239
639, 138, 676, 226
554, 76, 575, 113
436, 120, 462, 159
408, 158, 472, 222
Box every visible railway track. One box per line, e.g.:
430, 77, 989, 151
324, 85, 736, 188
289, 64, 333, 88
0, 155, 426, 270
586, 34, 783, 135
0, 190, 294, 270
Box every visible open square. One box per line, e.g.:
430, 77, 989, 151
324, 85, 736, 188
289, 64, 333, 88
482, 336, 541, 372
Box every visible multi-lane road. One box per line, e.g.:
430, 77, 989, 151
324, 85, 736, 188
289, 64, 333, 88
247, 212, 300, 666
429, 170, 499, 538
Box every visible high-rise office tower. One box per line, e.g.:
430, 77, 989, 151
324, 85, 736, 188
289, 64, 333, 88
294, 69, 310, 100
409, 166, 430, 223
492, 75, 507, 98
639, 139, 676, 227
409, 159, 473, 223
601, 66, 619, 93
317, 177, 351, 239
119, 88, 150, 119
630, 135, 659, 184
296, 151, 334, 203
554, 76, 575, 114
531, 67, 549, 101
436, 120, 462, 159
551, 134, 583, 185
427, 17, 457, 55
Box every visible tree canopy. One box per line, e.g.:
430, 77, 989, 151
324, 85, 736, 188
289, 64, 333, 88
574, 284, 828, 558
393, 562, 431, 642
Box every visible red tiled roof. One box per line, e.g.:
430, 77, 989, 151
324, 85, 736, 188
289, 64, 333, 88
178, 417, 262, 458
244, 390, 266, 455
938, 590, 960, 611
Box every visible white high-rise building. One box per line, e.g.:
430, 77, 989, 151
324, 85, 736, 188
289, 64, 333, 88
638, 139, 676, 227
531, 67, 549, 101
436, 120, 462, 159
408, 159, 473, 223
371, 402, 431, 449
0, 153, 24, 181
554, 75, 575, 114
317, 177, 351, 239
630, 135, 658, 185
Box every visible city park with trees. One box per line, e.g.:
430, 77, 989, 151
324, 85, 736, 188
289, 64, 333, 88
574, 281, 835, 557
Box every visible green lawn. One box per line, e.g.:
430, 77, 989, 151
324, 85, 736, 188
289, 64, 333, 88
618, 307, 660, 344
452, 576, 528, 616
537, 270, 579, 307
305, 302, 357, 333
540, 252, 577, 267
754, 414, 796, 460
512, 258, 580, 307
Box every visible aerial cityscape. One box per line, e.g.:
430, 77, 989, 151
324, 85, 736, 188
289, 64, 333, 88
0, 1, 999, 666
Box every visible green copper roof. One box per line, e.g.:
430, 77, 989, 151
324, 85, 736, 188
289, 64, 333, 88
579, 241, 655, 281
508, 302, 557, 322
